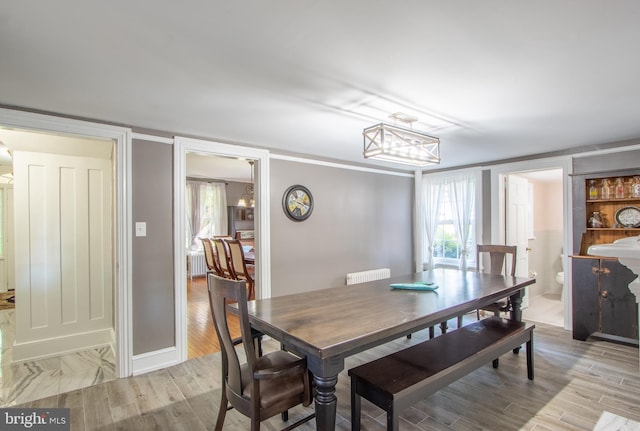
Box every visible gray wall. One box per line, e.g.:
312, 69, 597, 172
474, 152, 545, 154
132, 139, 175, 355
573, 149, 640, 174
270, 159, 414, 296
130, 149, 413, 354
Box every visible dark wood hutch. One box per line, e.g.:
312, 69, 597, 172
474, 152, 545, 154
571, 168, 639, 346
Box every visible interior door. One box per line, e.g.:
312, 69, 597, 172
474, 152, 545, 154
13, 150, 113, 359
506, 174, 530, 307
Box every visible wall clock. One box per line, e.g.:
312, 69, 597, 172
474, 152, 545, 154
283, 185, 314, 221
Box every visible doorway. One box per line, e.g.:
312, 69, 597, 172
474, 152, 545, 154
0, 126, 120, 405
185, 153, 256, 359
490, 157, 572, 329
174, 136, 270, 364
506, 169, 565, 327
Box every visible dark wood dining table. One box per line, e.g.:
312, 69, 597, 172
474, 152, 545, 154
241, 268, 535, 430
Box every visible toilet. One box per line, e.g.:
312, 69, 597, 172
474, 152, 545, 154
555, 253, 564, 288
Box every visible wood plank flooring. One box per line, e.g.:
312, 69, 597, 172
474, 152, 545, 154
187, 276, 240, 359
18, 320, 640, 430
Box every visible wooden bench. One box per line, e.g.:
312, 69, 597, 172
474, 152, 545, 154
348, 316, 534, 431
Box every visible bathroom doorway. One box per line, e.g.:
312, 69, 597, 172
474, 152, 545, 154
508, 169, 565, 327
491, 157, 572, 329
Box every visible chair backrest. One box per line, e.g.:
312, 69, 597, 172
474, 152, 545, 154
207, 273, 257, 400
476, 244, 517, 276
213, 238, 235, 278
226, 239, 253, 282
200, 238, 223, 276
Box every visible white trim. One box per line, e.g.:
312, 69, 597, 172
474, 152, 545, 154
132, 347, 179, 376
0, 107, 132, 378
173, 136, 270, 365
489, 155, 573, 330
12, 329, 114, 363
131, 132, 174, 145
270, 153, 414, 178
414, 170, 423, 272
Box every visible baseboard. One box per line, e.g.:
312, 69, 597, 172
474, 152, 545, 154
12, 328, 113, 363
132, 346, 179, 376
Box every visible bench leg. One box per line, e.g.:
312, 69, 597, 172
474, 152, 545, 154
387, 406, 399, 431
526, 334, 534, 380
351, 378, 361, 431
428, 326, 435, 339
492, 358, 499, 368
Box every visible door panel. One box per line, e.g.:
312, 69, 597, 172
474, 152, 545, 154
506, 175, 530, 307
14, 151, 113, 358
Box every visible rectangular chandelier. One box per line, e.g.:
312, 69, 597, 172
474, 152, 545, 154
363, 122, 440, 167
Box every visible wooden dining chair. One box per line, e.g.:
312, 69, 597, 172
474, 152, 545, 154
213, 238, 236, 279
207, 274, 315, 431
476, 244, 518, 319
226, 238, 256, 300
200, 238, 224, 277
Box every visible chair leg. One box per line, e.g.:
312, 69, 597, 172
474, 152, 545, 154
281, 410, 289, 421
429, 326, 435, 339
526, 336, 534, 380
476, 309, 481, 320
214, 387, 228, 431
457, 315, 463, 328
492, 358, 499, 368
439, 321, 448, 334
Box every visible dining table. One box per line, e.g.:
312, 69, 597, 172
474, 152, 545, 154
241, 268, 536, 430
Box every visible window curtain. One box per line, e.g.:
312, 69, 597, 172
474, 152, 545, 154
450, 173, 476, 270
186, 181, 228, 249
422, 177, 444, 270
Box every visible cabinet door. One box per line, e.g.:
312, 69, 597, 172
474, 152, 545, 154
571, 258, 599, 340
599, 259, 639, 340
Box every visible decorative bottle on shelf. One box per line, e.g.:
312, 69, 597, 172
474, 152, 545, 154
600, 179, 611, 200
614, 177, 625, 199
589, 211, 604, 228
632, 176, 640, 198
588, 180, 598, 200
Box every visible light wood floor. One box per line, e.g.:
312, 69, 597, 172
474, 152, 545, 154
187, 276, 240, 359
19, 319, 640, 430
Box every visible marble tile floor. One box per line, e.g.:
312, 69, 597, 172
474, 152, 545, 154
0, 309, 116, 407
523, 292, 565, 327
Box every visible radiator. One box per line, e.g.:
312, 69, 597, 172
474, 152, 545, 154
346, 268, 391, 285
188, 252, 207, 277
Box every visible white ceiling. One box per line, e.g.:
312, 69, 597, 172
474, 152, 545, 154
2, 1, 640, 172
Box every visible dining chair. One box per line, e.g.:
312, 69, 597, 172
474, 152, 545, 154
207, 273, 315, 431
226, 238, 256, 300
213, 238, 236, 279
200, 238, 224, 277
476, 244, 518, 319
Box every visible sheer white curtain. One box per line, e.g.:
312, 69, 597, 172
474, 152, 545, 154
422, 177, 444, 270
422, 170, 478, 270
186, 181, 228, 249
450, 173, 476, 270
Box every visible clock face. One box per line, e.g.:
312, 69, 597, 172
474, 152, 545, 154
283, 185, 313, 221
616, 206, 640, 228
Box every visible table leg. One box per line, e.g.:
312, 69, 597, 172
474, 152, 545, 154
511, 291, 523, 354
314, 375, 338, 431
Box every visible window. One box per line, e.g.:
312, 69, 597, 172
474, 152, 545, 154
186, 181, 228, 249
422, 171, 479, 269
432, 186, 475, 265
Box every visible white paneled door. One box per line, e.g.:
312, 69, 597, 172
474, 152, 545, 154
506, 174, 531, 308
13, 151, 114, 361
